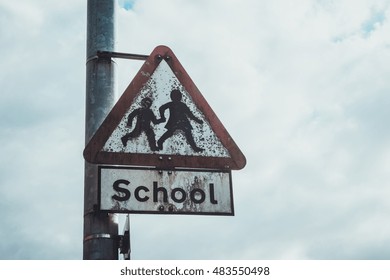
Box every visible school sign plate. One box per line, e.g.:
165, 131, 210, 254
85, 45, 246, 216
99, 166, 234, 216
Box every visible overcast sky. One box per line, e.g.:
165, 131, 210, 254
1, 0, 390, 260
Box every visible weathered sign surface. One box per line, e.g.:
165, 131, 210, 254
99, 166, 234, 215
83, 45, 246, 170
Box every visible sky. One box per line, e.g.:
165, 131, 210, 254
1, 0, 390, 260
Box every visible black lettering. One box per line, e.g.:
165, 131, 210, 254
209, 183, 218, 204
135, 186, 149, 202
153, 181, 168, 202
171, 188, 186, 203
112, 179, 130, 201
190, 189, 206, 204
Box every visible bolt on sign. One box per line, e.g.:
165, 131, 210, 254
84, 45, 246, 215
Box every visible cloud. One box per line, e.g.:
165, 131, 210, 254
112, 0, 390, 260
1, 0, 390, 260
0, 0, 85, 259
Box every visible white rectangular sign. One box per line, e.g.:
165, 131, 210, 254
98, 166, 234, 215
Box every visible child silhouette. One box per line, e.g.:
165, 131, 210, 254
121, 97, 162, 151
157, 89, 204, 152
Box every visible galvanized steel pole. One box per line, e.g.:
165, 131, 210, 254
84, 0, 118, 259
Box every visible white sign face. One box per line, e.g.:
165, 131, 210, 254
102, 60, 230, 158
99, 166, 234, 215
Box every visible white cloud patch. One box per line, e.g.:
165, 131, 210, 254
1, 0, 390, 260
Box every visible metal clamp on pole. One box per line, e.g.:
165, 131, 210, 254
118, 232, 130, 260
118, 214, 131, 260
84, 233, 129, 260
84, 233, 115, 242
97, 50, 149, 61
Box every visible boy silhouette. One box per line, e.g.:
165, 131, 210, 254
121, 97, 161, 151
157, 89, 204, 152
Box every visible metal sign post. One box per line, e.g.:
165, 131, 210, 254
83, 0, 118, 260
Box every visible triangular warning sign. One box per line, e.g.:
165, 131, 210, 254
83, 45, 246, 170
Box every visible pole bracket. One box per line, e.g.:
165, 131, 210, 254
119, 214, 131, 260
83, 233, 129, 260
83, 233, 115, 242
97, 50, 149, 61
118, 232, 130, 259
